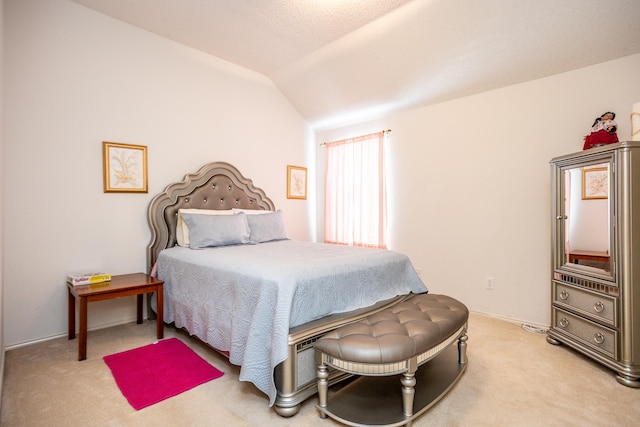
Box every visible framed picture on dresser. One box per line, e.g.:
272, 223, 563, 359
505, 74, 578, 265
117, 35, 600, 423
581, 166, 608, 200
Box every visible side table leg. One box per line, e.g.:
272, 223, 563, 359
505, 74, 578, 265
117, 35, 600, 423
136, 294, 143, 324
78, 297, 88, 361
68, 288, 76, 340
156, 285, 164, 339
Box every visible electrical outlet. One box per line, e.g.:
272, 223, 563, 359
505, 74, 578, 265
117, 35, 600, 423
486, 276, 495, 290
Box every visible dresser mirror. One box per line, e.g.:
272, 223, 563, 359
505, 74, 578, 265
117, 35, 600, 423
554, 157, 615, 281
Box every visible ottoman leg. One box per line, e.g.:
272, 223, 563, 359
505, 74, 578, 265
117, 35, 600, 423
317, 363, 329, 419
458, 332, 468, 364
401, 371, 416, 426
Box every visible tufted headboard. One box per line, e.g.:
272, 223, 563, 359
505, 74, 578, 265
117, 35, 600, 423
146, 161, 275, 272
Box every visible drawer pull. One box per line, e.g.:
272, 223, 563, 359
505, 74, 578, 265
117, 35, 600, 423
593, 301, 605, 313
559, 290, 569, 300
559, 318, 569, 328
593, 333, 605, 345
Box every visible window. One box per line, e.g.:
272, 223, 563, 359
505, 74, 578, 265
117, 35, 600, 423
324, 131, 388, 248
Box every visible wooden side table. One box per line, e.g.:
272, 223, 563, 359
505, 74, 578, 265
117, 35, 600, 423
568, 250, 610, 264
67, 272, 164, 361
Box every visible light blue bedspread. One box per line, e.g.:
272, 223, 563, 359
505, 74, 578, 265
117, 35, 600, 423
156, 240, 427, 405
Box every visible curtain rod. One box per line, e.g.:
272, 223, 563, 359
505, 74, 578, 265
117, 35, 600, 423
320, 129, 391, 147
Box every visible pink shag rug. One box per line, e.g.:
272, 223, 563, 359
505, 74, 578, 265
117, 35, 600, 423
103, 338, 224, 410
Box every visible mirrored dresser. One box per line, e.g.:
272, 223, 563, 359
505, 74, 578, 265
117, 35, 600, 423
548, 141, 640, 387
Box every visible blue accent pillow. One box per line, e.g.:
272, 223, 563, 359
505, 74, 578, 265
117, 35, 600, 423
181, 212, 250, 249
246, 210, 288, 243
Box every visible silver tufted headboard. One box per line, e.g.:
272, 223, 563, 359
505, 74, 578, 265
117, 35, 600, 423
146, 161, 275, 272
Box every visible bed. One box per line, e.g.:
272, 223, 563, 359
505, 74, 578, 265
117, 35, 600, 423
146, 161, 427, 417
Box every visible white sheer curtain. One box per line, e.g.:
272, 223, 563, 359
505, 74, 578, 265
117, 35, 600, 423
324, 131, 387, 248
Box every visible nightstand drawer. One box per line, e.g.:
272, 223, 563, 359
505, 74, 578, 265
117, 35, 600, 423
553, 282, 617, 327
552, 307, 617, 359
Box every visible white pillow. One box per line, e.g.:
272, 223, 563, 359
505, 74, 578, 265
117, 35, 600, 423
232, 208, 272, 215
176, 208, 233, 247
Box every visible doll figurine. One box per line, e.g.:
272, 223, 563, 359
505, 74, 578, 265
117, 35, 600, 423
583, 111, 619, 150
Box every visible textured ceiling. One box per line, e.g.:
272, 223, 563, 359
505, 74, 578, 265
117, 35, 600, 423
71, 0, 415, 74
71, 0, 640, 130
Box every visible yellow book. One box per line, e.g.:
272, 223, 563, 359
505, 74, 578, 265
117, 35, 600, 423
67, 273, 112, 286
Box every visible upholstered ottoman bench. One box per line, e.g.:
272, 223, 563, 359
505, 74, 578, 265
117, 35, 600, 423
315, 293, 469, 427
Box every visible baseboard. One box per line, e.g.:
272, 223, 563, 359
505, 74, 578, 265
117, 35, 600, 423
4, 317, 143, 351
470, 310, 550, 332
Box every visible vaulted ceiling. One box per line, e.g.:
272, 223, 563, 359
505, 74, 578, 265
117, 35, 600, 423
71, 0, 640, 130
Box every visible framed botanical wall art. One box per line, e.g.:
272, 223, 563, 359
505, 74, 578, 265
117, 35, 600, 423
582, 166, 608, 200
103, 141, 148, 193
287, 165, 307, 200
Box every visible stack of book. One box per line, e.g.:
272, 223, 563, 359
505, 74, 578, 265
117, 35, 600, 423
67, 272, 112, 286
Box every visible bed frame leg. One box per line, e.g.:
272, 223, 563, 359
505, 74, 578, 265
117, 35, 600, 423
273, 403, 300, 417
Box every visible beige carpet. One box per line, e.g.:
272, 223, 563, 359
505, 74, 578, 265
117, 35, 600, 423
1, 312, 639, 426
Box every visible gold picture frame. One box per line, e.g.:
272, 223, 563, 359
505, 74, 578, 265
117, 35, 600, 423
102, 141, 148, 193
287, 165, 307, 200
582, 167, 608, 200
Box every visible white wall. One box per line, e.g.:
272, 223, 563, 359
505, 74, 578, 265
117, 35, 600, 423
3, 0, 313, 347
0, 0, 5, 400
317, 53, 640, 326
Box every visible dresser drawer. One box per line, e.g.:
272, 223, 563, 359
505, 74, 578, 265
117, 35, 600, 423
553, 282, 617, 327
552, 307, 617, 358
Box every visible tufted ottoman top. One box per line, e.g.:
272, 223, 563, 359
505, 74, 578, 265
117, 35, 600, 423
314, 294, 468, 364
